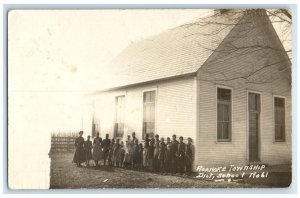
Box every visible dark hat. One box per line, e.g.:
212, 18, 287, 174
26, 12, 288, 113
155, 134, 159, 137
79, 131, 83, 135
172, 134, 176, 138
132, 132, 136, 135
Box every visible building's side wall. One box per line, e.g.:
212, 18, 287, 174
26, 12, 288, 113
92, 77, 196, 143
195, 11, 292, 167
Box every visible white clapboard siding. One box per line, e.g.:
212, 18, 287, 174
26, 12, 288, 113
195, 11, 291, 167
92, 77, 196, 142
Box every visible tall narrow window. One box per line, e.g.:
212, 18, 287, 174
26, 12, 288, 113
274, 97, 285, 141
217, 88, 231, 141
143, 91, 156, 139
114, 96, 125, 138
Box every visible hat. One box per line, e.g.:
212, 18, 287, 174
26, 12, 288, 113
155, 134, 159, 138
79, 131, 83, 135
179, 136, 183, 139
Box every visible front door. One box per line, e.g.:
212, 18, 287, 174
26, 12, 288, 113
248, 92, 260, 162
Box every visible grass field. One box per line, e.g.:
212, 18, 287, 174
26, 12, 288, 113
49, 152, 291, 189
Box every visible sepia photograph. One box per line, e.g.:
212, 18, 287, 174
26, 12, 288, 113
7, 8, 293, 190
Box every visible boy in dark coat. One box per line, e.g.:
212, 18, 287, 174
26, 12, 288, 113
102, 133, 111, 166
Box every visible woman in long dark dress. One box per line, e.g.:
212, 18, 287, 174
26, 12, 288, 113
73, 131, 85, 167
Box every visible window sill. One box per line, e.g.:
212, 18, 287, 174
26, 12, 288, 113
215, 141, 232, 144
274, 140, 286, 143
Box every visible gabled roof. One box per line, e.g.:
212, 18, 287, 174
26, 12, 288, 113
101, 10, 244, 90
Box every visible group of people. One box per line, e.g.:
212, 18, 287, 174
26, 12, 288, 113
72, 131, 194, 174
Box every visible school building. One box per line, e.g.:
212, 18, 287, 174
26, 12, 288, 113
89, 9, 292, 169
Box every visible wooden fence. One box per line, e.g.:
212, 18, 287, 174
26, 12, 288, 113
50, 132, 78, 153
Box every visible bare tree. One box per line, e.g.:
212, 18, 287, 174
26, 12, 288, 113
181, 9, 291, 86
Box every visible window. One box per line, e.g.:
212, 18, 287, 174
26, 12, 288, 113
217, 88, 231, 141
143, 91, 156, 139
114, 96, 125, 138
274, 97, 285, 141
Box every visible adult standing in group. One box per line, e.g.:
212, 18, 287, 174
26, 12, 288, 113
185, 137, 194, 175
131, 132, 138, 145
92, 132, 103, 167
177, 136, 186, 174
170, 134, 179, 173
102, 133, 111, 166
73, 131, 85, 167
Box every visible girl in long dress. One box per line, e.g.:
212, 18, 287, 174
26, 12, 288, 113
73, 131, 85, 167
92, 133, 103, 166
123, 140, 133, 169
113, 139, 121, 167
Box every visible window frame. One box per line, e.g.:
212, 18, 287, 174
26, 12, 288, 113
273, 95, 286, 142
114, 95, 126, 138
142, 88, 157, 140
216, 86, 233, 142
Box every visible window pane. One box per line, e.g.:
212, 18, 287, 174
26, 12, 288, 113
217, 104, 223, 121
274, 97, 285, 141
275, 125, 282, 140
223, 104, 229, 121
217, 122, 223, 139
249, 93, 258, 110
150, 91, 155, 102
117, 123, 124, 137
222, 123, 229, 139
150, 104, 155, 121
218, 88, 231, 101
145, 105, 151, 121
275, 110, 284, 124
144, 92, 150, 102
275, 97, 285, 108
145, 122, 155, 138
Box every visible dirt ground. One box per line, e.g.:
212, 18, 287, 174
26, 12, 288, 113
49, 152, 291, 189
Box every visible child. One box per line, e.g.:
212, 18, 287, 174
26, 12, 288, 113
123, 140, 133, 169
164, 137, 172, 173
108, 139, 115, 166
113, 139, 121, 167
138, 143, 144, 171
92, 133, 103, 167
84, 135, 93, 167
158, 141, 166, 173
120, 141, 125, 168
148, 139, 155, 172
132, 139, 140, 169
